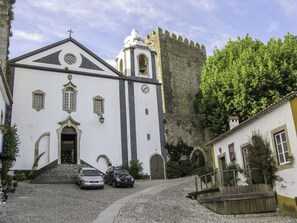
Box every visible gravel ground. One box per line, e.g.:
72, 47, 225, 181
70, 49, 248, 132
0, 179, 164, 223
1, 178, 297, 223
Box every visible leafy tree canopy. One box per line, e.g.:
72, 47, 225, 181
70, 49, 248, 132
197, 33, 297, 136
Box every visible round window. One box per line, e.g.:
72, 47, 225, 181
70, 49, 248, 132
64, 53, 77, 65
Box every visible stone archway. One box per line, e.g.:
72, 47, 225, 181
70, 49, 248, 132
191, 147, 207, 168
34, 132, 50, 169
97, 154, 112, 173
57, 116, 82, 164
150, 154, 165, 179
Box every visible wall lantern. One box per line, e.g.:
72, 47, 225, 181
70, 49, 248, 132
99, 114, 105, 124
219, 148, 222, 153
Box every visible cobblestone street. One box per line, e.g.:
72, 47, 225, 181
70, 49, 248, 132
1, 177, 296, 223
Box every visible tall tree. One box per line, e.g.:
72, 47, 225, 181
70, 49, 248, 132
197, 33, 297, 136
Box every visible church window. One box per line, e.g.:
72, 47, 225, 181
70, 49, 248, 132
147, 134, 151, 140
145, 108, 149, 115
138, 54, 148, 76
64, 53, 77, 65
32, 90, 45, 111
119, 59, 123, 73
63, 86, 77, 113
93, 96, 104, 115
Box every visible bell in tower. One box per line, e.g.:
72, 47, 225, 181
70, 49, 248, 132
116, 29, 156, 80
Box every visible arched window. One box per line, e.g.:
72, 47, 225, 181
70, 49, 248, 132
138, 54, 148, 76
119, 59, 123, 73
63, 83, 77, 113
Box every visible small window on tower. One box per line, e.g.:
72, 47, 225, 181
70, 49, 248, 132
119, 59, 123, 73
32, 90, 45, 111
138, 54, 148, 76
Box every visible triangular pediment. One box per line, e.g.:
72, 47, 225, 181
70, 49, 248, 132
10, 38, 124, 78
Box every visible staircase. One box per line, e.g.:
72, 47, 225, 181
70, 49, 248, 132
30, 163, 89, 184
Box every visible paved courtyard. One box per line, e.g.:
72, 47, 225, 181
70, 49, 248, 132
0, 177, 296, 223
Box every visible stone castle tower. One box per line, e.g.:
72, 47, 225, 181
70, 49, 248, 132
0, 0, 12, 74
145, 28, 211, 166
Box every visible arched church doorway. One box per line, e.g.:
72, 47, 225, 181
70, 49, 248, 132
61, 127, 77, 164
150, 154, 165, 179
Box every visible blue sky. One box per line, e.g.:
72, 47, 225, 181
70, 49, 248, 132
9, 0, 297, 66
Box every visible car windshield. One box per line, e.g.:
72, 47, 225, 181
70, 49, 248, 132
114, 169, 129, 175
82, 170, 100, 176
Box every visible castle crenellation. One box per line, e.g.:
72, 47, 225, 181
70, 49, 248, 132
146, 27, 206, 52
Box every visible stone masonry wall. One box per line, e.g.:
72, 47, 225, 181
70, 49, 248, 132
0, 0, 11, 74
145, 28, 211, 165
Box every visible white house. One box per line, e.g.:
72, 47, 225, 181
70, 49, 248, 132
208, 91, 297, 217
8, 29, 166, 179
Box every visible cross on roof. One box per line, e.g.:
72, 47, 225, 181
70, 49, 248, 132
68, 29, 73, 38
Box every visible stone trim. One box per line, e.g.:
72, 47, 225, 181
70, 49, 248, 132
56, 116, 82, 165
119, 80, 128, 166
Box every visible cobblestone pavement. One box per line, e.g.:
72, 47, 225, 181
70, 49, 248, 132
1, 177, 297, 223
0, 179, 164, 223
113, 177, 297, 223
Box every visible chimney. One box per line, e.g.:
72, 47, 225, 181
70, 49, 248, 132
229, 116, 239, 130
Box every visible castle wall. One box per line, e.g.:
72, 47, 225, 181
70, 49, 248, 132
0, 0, 11, 74
145, 28, 211, 165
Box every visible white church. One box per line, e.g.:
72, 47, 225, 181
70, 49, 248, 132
8, 29, 166, 179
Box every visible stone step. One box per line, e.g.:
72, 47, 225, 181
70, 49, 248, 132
30, 163, 89, 184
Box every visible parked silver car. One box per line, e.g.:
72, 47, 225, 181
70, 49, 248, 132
75, 167, 104, 189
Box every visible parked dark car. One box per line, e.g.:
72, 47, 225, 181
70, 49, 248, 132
105, 166, 134, 188
75, 167, 104, 189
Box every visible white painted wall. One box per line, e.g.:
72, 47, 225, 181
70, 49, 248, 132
212, 102, 297, 199
11, 67, 122, 170
133, 82, 162, 174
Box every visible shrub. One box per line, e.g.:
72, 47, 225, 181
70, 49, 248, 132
127, 160, 144, 180
13, 172, 27, 182
246, 131, 278, 185
166, 160, 183, 179
223, 161, 241, 186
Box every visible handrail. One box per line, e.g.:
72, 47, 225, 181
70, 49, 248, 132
195, 168, 266, 192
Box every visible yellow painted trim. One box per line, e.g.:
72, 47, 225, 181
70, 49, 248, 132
211, 145, 215, 170
290, 97, 297, 135
277, 194, 297, 218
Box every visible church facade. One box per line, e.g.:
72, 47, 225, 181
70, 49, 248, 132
8, 30, 166, 179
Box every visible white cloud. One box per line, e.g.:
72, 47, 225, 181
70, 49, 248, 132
277, 0, 297, 15
13, 29, 44, 42
187, 0, 218, 12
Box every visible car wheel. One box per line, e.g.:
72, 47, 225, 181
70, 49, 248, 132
112, 181, 117, 188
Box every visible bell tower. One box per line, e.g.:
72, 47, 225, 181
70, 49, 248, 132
116, 29, 157, 80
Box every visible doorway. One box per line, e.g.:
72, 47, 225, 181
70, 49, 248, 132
61, 127, 77, 164
150, 154, 165, 179
218, 155, 227, 186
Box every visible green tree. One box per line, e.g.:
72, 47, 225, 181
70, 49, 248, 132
197, 33, 297, 136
